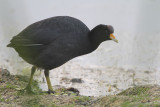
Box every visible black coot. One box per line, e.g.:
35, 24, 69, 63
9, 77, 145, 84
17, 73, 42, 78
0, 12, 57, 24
7, 16, 118, 93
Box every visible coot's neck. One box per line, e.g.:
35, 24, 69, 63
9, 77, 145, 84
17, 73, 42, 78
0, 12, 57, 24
89, 26, 106, 50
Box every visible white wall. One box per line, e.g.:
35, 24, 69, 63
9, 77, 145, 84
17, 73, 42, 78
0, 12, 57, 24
0, 0, 160, 96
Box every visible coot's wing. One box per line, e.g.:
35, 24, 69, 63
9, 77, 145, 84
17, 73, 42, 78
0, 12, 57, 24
8, 27, 60, 47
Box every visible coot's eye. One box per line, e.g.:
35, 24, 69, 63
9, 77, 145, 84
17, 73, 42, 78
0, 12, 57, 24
107, 25, 114, 33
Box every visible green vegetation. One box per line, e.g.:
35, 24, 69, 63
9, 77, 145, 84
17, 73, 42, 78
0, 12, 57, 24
0, 95, 5, 102
120, 86, 151, 107
1, 69, 160, 107
109, 97, 118, 103
119, 86, 150, 96
121, 101, 132, 107
93, 85, 160, 107
0, 73, 95, 107
60, 104, 76, 107
73, 96, 90, 102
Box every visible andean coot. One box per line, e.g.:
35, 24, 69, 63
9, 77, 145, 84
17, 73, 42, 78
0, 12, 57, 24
7, 16, 118, 93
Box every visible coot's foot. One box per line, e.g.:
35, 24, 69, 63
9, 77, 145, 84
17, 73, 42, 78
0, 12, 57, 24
47, 89, 55, 94
19, 85, 35, 94
40, 89, 55, 94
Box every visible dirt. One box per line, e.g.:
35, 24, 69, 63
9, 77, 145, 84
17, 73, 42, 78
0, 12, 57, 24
1, 68, 160, 107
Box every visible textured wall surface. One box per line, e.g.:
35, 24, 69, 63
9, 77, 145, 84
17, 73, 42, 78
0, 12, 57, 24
0, 0, 160, 96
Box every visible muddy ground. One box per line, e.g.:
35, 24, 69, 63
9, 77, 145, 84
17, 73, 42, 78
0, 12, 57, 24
1, 68, 160, 107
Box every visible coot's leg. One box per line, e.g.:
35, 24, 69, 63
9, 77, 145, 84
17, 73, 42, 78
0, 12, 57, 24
44, 69, 54, 94
24, 66, 37, 93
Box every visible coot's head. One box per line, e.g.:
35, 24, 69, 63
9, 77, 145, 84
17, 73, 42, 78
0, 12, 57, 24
90, 24, 118, 49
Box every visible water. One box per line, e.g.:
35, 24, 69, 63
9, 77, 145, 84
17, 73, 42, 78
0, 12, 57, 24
38, 60, 159, 96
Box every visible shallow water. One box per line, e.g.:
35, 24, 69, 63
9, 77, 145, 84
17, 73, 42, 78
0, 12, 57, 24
37, 61, 158, 97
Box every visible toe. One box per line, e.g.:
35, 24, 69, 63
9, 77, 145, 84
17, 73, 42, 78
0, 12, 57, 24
48, 89, 55, 94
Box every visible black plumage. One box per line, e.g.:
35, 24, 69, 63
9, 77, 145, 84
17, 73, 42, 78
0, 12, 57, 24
7, 16, 118, 93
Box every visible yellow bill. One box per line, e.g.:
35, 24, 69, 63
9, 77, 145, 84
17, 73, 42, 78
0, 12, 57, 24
110, 34, 118, 43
